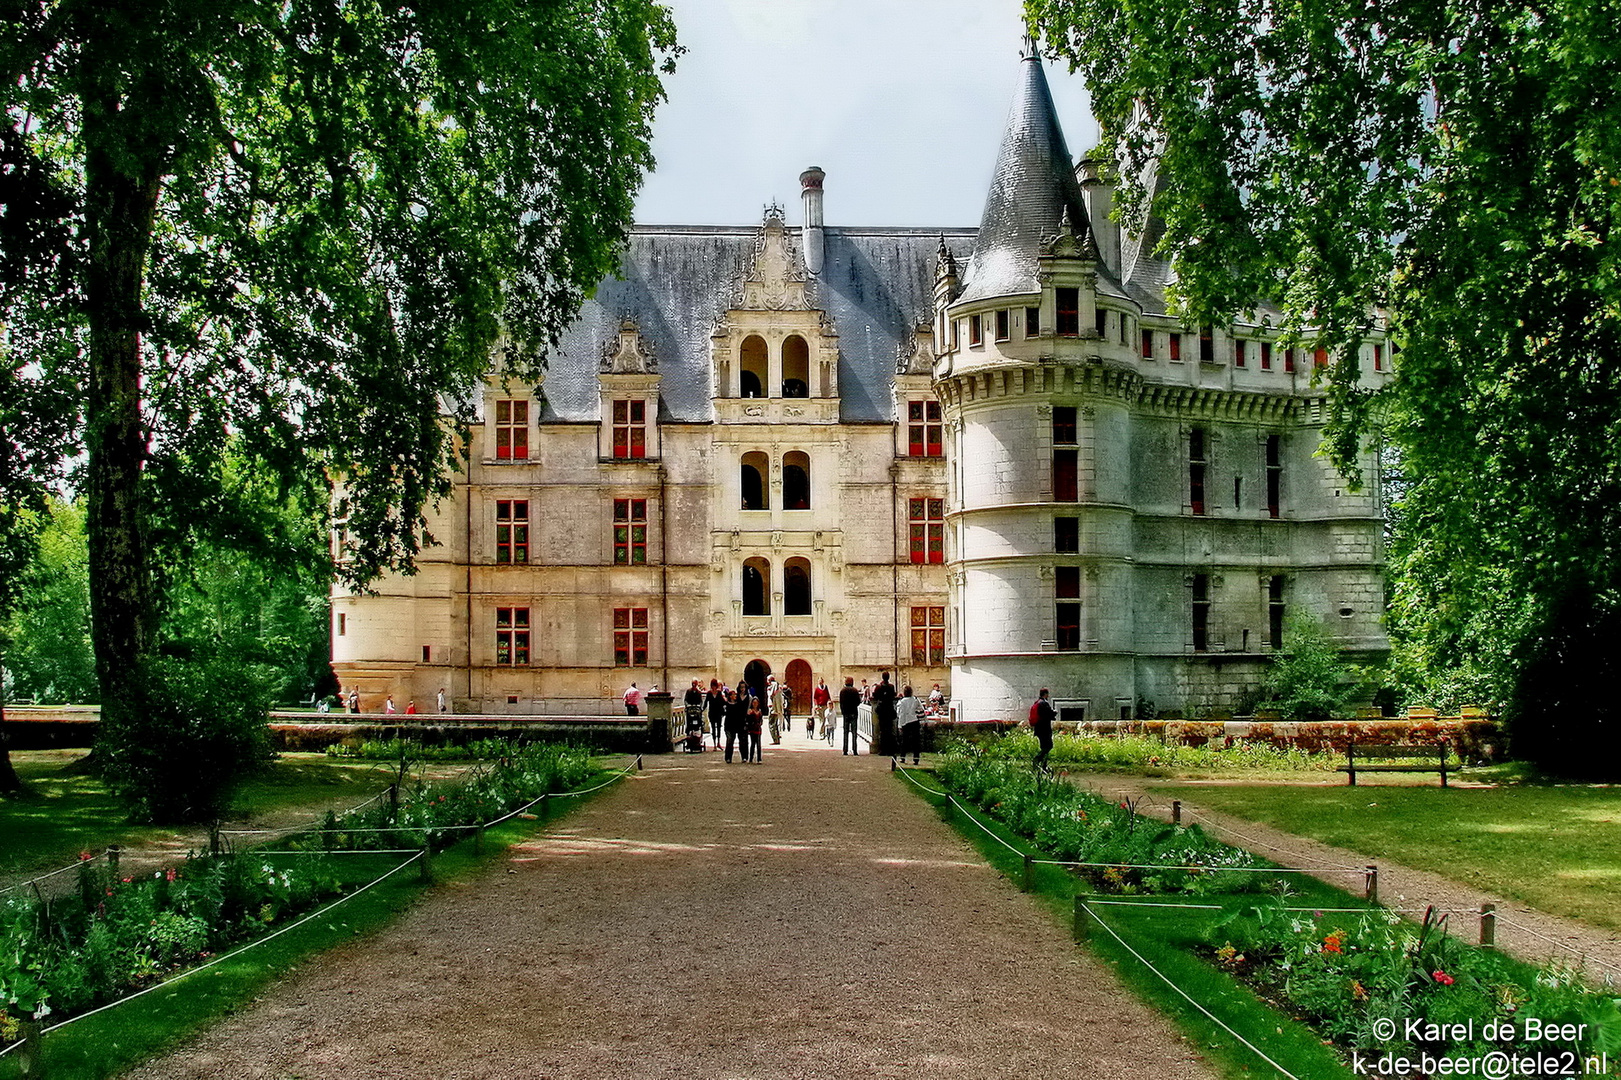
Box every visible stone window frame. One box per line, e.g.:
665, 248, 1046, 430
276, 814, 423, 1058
907, 497, 945, 565
495, 607, 531, 666
907, 399, 943, 457
613, 498, 647, 565
613, 607, 649, 667
495, 499, 530, 564
493, 399, 529, 460
611, 399, 647, 459
910, 605, 946, 665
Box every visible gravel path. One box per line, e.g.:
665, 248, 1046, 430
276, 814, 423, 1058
126, 740, 1217, 1080
1070, 773, 1621, 987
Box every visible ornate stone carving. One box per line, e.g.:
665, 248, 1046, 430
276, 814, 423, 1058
601, 318, 656, 373
738, 210, 814, 311
784, 405, 805, 417
744, 404, 765, 417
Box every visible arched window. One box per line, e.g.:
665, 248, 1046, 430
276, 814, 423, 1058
740, 335, 768, 399
743, 557, 771, 615
741, 451, 769, 510
782, 335, 809, 398
782, 451, 810, 509
784, 557, 811, 615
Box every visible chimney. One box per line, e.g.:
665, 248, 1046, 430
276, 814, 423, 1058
799, 166, 825, 275
1076, 153, 1118, 273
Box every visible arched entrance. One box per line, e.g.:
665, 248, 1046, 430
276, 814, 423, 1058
741, 658, 771, 701
785, 659, 812, 718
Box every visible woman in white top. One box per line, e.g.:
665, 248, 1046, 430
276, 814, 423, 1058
895, 686, 922, 765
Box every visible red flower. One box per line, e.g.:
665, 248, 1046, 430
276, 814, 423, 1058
165, 869, 178, 882
1433, 970, 1455, 986
79, 850, 94, 861
1322, 933, 1345, 954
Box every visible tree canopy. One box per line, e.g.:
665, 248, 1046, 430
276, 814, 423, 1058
1, 1, 677, 738
1029, 0, 1621, 774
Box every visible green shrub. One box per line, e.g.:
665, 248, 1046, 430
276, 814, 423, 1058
972, 729, 1335, 772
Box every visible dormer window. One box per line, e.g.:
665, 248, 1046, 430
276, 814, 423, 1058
612, 400, 646, 459
494, 400, 528, 460
1056, 288, 1079, 336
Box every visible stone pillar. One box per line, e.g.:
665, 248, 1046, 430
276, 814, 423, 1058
645, 691, 673, 753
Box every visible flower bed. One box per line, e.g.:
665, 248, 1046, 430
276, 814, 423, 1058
935, 745, 1272, 894
0, 742, 597, 1045
1209, 902, 1621, 1074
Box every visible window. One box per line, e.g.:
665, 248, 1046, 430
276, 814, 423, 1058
337, 612, 346, 637
1313, 346, 1328, 368
740, 335, 767, 398
613, 498, 647, 564
1189, 428, 1207, 516
908, 497, 945, 564
1120, 314, 1130, 346
1260, 341, 1273, 370
1094, 306, 1108, 337
783, 451, 811, 509
1169, 332, 1183, 362
496, 607, 530, 666
782, 335, 810, 397
1056, 566, 1081, 651
1235, 339, 1247, 368
741, 451, 768, 510
911, 606, 946, 665
1025, 306, 1041, 337
742, 557, 771, 615
1053, 407, 1078, 501
968, 314, 982, 346
1284, 347, 1296, 373
613, 607, 648, 666
907, 400, 943, 457
1373, 343, 1384, 372
611, 399, 646, 459
1141, 328, 1154, 359
1266, 435, 1282, 519
494, 399, 528, 460
1268, 576, 1286, 648
496, 499, 529, 564
1191, 575, 1210, 653
784, 557, 811, 614
995, 309, 1010, 341
1199, 326, 1215, 364
1056, 288, 1079, 336
1054, 516, 1079, 553
422, 644, 431, 662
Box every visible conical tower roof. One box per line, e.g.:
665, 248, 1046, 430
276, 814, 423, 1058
958, 48, 1096, 304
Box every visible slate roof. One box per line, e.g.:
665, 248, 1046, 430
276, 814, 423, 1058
958, 51, 1130, 305
539, 225, 975, 425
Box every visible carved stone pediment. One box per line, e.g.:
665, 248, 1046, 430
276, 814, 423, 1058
897, 324, 936, 375
602, 318, 656, 374
738, 210, 813, 312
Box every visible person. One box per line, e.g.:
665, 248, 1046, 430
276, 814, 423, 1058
723, 688, 748, 763
927, 683, 944, 715
871, 671, 897, 758
860, 678, 872, 704
839, 676, 862, 756
347, 687, 360, 714
766, 677, 782, 744
317, 695, 330, 714
746, 691, 764, 763
437, 686, 447, 714
685, 690, 705, 753
684, 679, 704, 739
896, 685, 922, 764
405, 700, 417, 715
623, 682, 642, 716
812, 678, 831, 737
1031, 688, 1056, 771
779, 683, 794, 735
385, 696, 397, 715
707, 679, 725, 749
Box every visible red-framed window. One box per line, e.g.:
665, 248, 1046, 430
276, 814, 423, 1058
1373, 343, 1384, 372
1284, 347, 1296, 373
1313, 346, 1329, 368
1260, 342, 1273, 370
1141, 328, 1154, 359
613, 498, 647, 565
613, 607, 649, 667
911, 606, 946, 665
907, 400, 943, 457
1235, 339, 1248, 367
908, 497, 945, 564
1199, 326, 1215, 364
995, 309, 1010, 341
1169, 333, 1183, 362
496, 500, 529, 564
968, 314, 982, 346
1053, 407, 1079, 501
1056, 566, 1081, 651
495, 607, 530, 665
612, 399, 646, 459
494, 400, 528, 460
1056, 288, 1079, 337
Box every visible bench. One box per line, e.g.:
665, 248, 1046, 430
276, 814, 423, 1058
1339, 741, 1451, 787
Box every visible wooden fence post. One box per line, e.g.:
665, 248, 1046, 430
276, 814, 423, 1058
17, 1016, 42, 1079
1022, 854, 1034, 892
419, 843, 432, 882
1480, 902, 1496, 947
1365, 865, 1379, 905
105, 844, 120, 878
1172, 800, 1182, 826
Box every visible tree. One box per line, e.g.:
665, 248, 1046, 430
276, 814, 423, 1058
1262, 614, 1372, 721
1, 2, 679, 795
1029, 0, 1621, 776
3, 499, 97, 706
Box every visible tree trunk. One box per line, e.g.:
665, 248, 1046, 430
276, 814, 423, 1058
81, 58, 164, 724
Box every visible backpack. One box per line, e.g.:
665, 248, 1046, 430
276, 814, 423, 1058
1029, 700, 1041, 723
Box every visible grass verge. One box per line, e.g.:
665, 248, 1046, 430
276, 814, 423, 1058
0, 764, 629, 1080
895, 766, 1359, 1080
1150, 781, 1621, 932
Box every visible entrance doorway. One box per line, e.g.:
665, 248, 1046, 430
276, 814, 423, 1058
742, 658, 771, 700
785, 659, 812, 717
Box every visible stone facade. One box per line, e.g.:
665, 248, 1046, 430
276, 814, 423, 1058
331, 49, 1390, 720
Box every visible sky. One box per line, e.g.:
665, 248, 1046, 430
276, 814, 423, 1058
632, 0, 1099, 230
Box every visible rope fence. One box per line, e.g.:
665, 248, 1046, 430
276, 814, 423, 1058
0, 852, 105, 896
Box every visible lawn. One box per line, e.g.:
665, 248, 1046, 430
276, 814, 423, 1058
0, 750, 411, 876
1150, 780, 1621, 931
